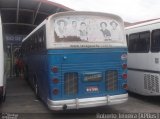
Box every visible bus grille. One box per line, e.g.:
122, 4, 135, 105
64, 72, 78, 95
144, 74, 159, 93
106, 70, 118, 91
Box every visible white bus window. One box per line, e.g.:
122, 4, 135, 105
139, 31, 150, 52
128, 31, 150, 53
126, 35, 129, 47
151, 29, 160, 52
128, 33, 139, 52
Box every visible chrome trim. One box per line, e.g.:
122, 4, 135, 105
47, 93, 128, 110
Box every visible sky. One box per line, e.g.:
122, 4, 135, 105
49, 0, 160, 23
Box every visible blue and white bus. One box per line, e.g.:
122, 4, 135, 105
22, 11, 128, 110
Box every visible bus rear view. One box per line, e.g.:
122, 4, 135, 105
47, 12, 128, 110
22, 12, 128, 110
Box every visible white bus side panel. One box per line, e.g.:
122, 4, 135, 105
128, 53, 160, 71
128, 70, 160, 96
126, 19, 160, 96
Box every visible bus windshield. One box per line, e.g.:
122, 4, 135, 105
53, 15, 124, 43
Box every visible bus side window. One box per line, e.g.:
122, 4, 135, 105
129, 31, 150, 53
42, 29, 45, 49
128, 33, 139, 53
38, 30, 43, 50
33, 34, 37, 51
32, 35, 35, 51
151, 29, 160, 52
22, 44, 24, 54
24, 43, 26, 54
27, 40, 29, 53
29, 38, 32, 52
126, 35, 129, 47
35, 34, 38, 51
37, 28, 45, 50
25, 40, 28, 53
139, 31, 150, 52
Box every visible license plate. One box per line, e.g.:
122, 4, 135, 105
86, 86, 99, 92
84, 73, 102, 82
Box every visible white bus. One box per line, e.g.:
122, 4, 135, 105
0, 13, 6, 102
126, 19, 160, 96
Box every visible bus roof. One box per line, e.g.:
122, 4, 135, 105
49, 11, 123, 21
125, 19, 160, 30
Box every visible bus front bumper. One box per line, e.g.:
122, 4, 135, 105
47, 93, 128, 110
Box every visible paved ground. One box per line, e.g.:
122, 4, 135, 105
1, 77, 160, 119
